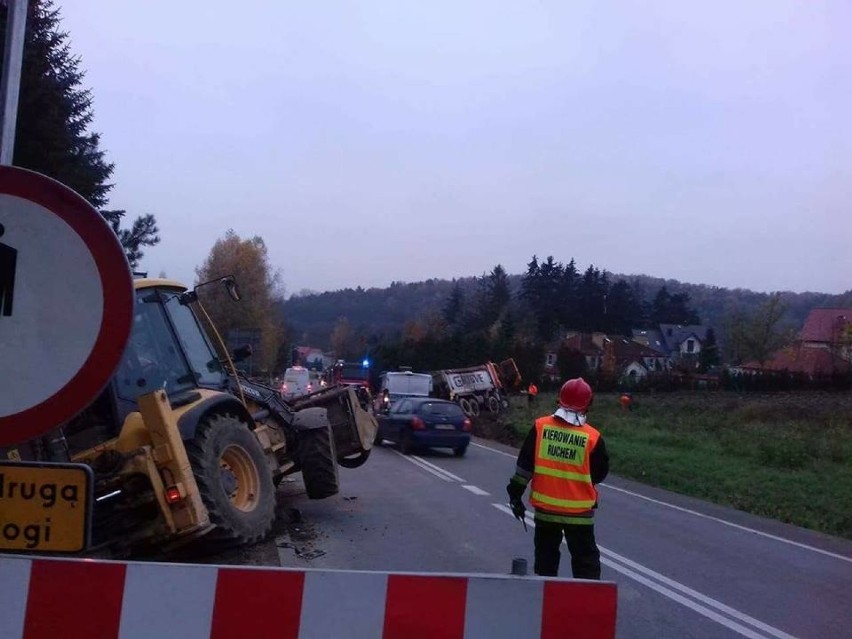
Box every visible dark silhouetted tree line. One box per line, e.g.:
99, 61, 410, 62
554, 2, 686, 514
519, 256, 698, 340
346, 258, 703, 385
280, 254, 851, 381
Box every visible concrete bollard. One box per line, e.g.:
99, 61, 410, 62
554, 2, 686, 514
511, 557, 528, 576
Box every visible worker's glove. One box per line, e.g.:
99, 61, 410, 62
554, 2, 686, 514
510, 498, 526, 522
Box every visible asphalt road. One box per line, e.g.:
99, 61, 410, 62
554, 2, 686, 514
274, 437, 852, 639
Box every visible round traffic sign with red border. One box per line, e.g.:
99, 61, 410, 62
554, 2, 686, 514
0, 167, 133, 446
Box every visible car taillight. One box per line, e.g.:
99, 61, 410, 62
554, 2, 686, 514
462, 418, 472, 432
411, 416, 426, 430
165, 486, 183, 504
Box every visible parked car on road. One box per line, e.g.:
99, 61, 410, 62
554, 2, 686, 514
375, 397, 472, 456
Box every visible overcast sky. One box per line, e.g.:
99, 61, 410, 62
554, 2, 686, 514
62, 1, 850, 295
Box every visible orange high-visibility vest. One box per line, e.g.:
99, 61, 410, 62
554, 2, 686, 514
530, 416, 600, 515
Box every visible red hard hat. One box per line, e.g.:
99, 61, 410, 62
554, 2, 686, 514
558, 378, 593, 412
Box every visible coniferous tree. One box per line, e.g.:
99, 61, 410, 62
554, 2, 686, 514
482, 264, 511, 324
519, 255, 543, 338
442, 281, 465, 330
669, 292, 701, 325
651, 286, 673, 325
630, 281, 649, 328
651, 286, 701, 325
607, 279, 640, 334
700, 327, 720, 369
520, 255, 541, 305
1, 0, 159, 266
536, 256, 563, 340
557, 258, 581, 331
578, 265, 607, 331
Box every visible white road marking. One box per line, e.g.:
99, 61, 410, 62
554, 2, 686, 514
600, 547, 798, 639
390, 449, 454, 481
597, 557, 778, 639
601, 484, 852, 564
411, 455, 466, 482
475, 441, 851, 564
490, 503, 797, 639
462, 485, 490, 496
493, 503, 533, 530
471, 441, 516, 458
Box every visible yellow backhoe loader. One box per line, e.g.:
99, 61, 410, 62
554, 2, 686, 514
1, 277, 376, 556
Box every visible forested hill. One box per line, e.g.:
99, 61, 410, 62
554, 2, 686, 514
281, 277, 480, 345
280, 272, 851, 348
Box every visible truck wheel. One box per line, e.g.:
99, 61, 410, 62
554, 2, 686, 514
299, 425, 340, 499
186, 413, 275, 545
459, 397, 473, 416
487, 395, 500, 414
468, 398, 481, 417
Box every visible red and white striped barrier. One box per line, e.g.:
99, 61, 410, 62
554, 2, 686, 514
0, 556, 617, 639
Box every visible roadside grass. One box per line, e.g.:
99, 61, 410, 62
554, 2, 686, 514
501, 391, 852, 539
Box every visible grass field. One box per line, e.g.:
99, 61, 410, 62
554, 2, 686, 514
498, 391, 852, 539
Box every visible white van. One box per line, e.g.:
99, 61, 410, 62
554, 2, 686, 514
281, 366, 312, 400
375, 371, 432, 412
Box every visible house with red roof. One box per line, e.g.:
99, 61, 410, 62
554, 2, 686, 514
543, 332, 670, 382
800, 308, 851, 360
294, 346, 334, 370
736, 308, 851, 376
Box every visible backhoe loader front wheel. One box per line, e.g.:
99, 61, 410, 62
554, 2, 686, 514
186, 413, 275, 545
299, 425, 339, 499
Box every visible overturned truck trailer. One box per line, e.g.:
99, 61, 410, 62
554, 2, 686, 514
431, 360, 520, 417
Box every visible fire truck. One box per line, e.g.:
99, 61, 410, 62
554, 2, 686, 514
324, 359, 371, 387
323, 359, 373, 407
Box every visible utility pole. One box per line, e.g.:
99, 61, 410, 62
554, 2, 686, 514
0, 0, 28, 165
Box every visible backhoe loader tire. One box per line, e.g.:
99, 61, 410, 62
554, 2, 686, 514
186, 413, 275, 545
299, 425, 339, 499
338, 449, 371, 469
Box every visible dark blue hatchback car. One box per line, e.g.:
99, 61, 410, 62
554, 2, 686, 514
375, 397, 472, 456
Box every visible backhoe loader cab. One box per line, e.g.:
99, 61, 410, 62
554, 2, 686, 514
8, 278, 377, 556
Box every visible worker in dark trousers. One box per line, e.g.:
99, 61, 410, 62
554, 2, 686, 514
527, 382, 539, 406
507, 378, 609, 579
